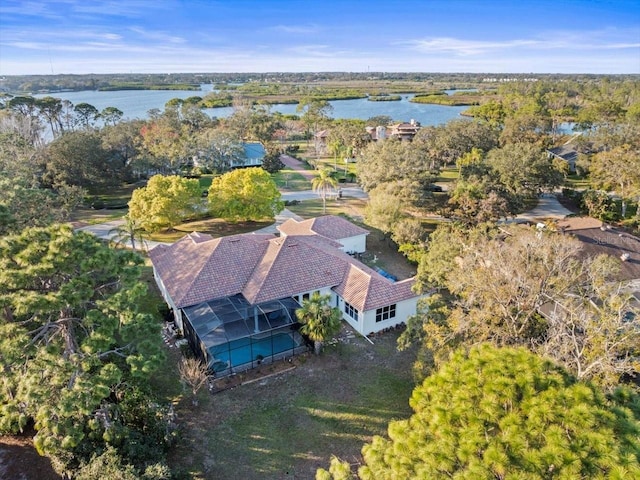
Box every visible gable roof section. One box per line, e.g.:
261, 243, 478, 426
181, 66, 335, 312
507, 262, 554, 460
149, 232, 273, 308
243, 235, 348, 304
548, 144, 578, 163
334, 263, 417, 311
242, 142, 266, 162
278, 215, 369, 241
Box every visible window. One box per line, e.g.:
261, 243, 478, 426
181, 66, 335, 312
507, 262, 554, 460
344, 301, 359, 321
376, 304, 396, 323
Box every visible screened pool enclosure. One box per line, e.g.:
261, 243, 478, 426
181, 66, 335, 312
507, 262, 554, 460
182, 294, 307, 375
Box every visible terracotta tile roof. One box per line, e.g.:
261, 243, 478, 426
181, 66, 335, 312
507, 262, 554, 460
278, 215, 369, 241
149, 232, 273, 308
151, 226, 420, 311
243, 235, 348, 304
334, 263, 417, 311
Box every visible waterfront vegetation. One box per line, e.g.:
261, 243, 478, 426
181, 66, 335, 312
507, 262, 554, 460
1, 74, 639, 479
98, 83, 201, 91
368, 94, 402, 101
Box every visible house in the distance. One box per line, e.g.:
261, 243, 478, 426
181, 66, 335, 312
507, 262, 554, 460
547, 144, 578, 173
366, 120, 421, 141
388, 119, 421, 141
149, 216, 426, 375
231, 141, 266, 168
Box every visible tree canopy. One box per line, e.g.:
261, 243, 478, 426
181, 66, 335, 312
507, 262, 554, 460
413, 224, 640, 387
319, 345, 640, 479
295, 292, 343, 355
0, 225, 166, 473
208, 167, 283, 221
128, 174, 202, 232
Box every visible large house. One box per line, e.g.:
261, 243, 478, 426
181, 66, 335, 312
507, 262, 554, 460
149, 216, 426, 374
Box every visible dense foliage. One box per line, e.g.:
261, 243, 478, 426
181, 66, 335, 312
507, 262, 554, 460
208, 167, 283, 221
128, 174, 202, 232
0, 225, 167, 474
319, 345, 640, 479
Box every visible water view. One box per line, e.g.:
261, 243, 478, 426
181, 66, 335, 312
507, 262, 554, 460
35, 86, 469, 126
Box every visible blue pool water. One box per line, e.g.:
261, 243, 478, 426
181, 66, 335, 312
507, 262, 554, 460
210, 333, 300, 370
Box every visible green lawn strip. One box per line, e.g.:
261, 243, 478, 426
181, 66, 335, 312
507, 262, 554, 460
86, 183, 139, 207
193, 337, 414, 479
437, 167, 459, 183
285, 198, 367, 219
70, 207, 128, 224
564, 174, 591, 190
272, 170, 312, 191
146, 217, 274, 243
198, 175, 215, 190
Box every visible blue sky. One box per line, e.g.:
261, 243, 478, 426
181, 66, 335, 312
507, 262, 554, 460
1, 0, 639, 75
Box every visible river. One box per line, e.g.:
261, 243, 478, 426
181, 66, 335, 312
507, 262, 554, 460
34, 85, 469, 126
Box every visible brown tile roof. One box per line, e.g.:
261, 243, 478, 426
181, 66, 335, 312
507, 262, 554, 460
334, 263, 416, 311
557, 217, 640, 282
243, 235, 348, 304
150, 227, 419, 311
277, 215, 369, 241
149, 232, 274, 308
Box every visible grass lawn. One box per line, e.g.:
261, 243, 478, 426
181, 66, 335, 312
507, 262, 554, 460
146, 217, 274, 243
437, 167, 459, 183
166, 331, 417, 479
272, 170, 312, 191
564, 174, 591, 190
286, 197, 368, 220
70, 207, 128, 224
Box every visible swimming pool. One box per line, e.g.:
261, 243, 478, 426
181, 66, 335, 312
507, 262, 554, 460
209, 332, 304, 371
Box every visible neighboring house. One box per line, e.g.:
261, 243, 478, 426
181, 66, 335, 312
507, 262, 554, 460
388, 119, 421, 141
366, 120, 420, 141
547, 144, 578, 173
231, 141, 266, 168
540, 217, 640, 318
277, 215, 369, 254
314, 129, 329, 156
556, 217, 640, 285
547, 133, 583, 173
149, 218, 426, 374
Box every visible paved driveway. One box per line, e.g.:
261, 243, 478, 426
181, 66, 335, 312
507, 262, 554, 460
516, 193, 574, 221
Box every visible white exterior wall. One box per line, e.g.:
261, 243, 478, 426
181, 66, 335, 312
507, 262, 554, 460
338, 234, 367, 254
292, 286, 334, 306
153, 268, 184, 332
334, 294, 425, 335
361, 296, 422, 335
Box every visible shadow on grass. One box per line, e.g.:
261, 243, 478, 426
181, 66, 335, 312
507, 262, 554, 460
192, 339, 415, 479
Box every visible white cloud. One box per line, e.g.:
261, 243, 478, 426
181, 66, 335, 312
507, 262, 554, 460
128, 26, 186, 44
271, 24, 320, 35
404, 30, 640, 57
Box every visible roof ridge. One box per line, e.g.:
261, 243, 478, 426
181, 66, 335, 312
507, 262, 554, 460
242, 235, 291, 302
174, 237, 223, 305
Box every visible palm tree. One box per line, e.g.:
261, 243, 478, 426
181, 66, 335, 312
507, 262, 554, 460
312, 168, 338, 214
295, 292, 343, 355
108, 214, 147, 251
